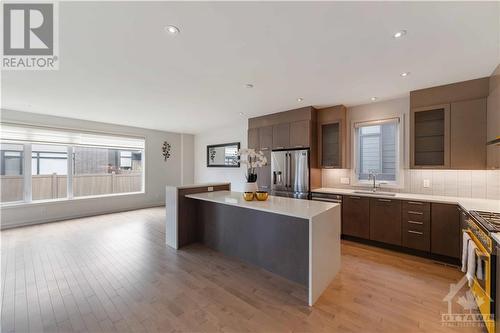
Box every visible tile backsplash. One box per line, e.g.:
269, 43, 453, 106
321, 169, 500, 200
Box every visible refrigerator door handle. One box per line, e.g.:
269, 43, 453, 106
288, 152, 292, 188
284, 153, 288, 188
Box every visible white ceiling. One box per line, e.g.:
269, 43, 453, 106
1, 1, 499, 134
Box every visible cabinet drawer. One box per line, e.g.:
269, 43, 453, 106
402, 219, 429, 232
402, 227, 430, 252
403, 200, 430, 213
403, 207, 430, 223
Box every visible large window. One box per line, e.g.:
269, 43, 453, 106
0, 124, 145, 204
0, 143, 24, 203
355, 119, 399, 183
31, 144, 68, 200
73, 147, 143, 197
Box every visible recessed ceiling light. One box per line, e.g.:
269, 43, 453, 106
400, 72, 410, 77
165, 25, 180, 35
393, 30, 407, 39
239, 112, 245, 116
297, 98, 304, 102
245, 83, 254, 88
370, 97, 377, 102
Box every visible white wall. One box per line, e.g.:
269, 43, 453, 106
194, 120, 248, 192
0, 109, 194, 228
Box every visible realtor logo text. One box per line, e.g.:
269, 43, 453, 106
2, 2, 59, 70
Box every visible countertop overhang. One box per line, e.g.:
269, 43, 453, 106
185, 191, 338, 220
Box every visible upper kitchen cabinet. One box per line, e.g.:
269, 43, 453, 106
248, 106, 318, 167
272, 123, 290, 149
410, 104, 450, 168
450, 98, 487, 169
290, 120, 311, 149
258, 126, 273, 151
248, 127, 259, 150
410, 77, 489, 169
317, 105, 347, 168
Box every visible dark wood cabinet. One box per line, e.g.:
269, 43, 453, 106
450, 98, 487, 169
342, 196, 370, 239
369, 198, 402, 246
272, 123, 290, 149
317, 105, 347, 169
320, 122, 341, 167
289, 120, 310, 148
431, 203, 460, 258
256, 150, 271, 190
258, 126, 273, 151
410, 104, 450, 168
402, 201, 431, 251
248, 128, 259, 150
410, 77, 489, 170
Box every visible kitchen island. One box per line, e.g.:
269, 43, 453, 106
166, 185, 341, 306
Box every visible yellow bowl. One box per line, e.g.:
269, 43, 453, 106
243, 192, 254, 201
255, 191, 269, 201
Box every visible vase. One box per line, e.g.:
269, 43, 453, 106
244, 182, 258, 193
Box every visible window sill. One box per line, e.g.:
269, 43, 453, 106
0, 191, 146, 208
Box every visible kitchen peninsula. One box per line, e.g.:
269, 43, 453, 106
166, 184, 341, 305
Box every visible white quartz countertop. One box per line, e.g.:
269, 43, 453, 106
185, 191, 337, 219
312, 187, 500, 213
170, 182, 231, 190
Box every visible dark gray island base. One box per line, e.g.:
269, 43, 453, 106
195, 199, 309, 286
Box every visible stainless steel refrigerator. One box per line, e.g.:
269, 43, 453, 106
271, 149, 310, 199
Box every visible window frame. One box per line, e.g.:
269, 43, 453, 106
352, 117, 403, 188
0, 141, 146, 206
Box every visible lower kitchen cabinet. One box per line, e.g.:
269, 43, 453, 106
431, 203, 460, 258
342, 196, 370, 238
369, 198, 402, 246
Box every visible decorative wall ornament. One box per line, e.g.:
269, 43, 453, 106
162, 141, 171, 161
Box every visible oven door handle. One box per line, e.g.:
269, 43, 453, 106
475, 248, 489, 260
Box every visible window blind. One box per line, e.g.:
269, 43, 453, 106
0, 123, 145, 149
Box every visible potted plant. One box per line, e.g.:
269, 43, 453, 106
238, 148, 267, 193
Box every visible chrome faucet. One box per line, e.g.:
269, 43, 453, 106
369, 171, 377, 192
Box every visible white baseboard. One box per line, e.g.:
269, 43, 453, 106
1, 202, 165, 230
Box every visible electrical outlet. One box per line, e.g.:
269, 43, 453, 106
208, 186, 213, 192
340, 177, 350, 185
423, 179, 431, 188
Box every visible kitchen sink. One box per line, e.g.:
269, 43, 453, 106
353, 190, 396, 197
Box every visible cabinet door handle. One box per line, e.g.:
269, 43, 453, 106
408, 201, 423, 205
275, 146, 284, 149
408, 220, 423, 225
261, 147, 269, 151
294, 145, 304, 148
349, 196, 361, 199
378, 199, 391, 202
408, 211, 423, 215
408, 230, 424, 235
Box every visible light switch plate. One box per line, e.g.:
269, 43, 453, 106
423, 179, 431, 188
340, 177, 350, 185
208, 186, 213, 192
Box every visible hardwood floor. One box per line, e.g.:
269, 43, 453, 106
1, 207, 483, 333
